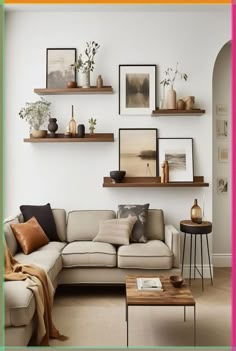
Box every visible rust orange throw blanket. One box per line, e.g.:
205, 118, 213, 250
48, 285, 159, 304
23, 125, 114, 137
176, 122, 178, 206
4, 244, 68, 346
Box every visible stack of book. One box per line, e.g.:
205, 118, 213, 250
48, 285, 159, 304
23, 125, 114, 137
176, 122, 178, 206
136, 277, 163, 291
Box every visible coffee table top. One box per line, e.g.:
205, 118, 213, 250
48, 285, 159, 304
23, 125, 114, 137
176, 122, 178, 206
126, 275, 195, 306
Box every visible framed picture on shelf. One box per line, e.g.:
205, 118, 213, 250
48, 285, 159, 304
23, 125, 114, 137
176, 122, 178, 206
46, 48, 76, 89
157, 138, 194, 182
218, 145, 229, 163
119, 128, 158, 177
216, 119, 228, 138
119, 64, 157, 115
217, 177, 228, 194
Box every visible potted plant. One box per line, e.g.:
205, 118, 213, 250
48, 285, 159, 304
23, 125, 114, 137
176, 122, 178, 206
160, 62, 188, 109
88, 117, 97, 135
19, 97, 51, 138
71, 41, 100, 88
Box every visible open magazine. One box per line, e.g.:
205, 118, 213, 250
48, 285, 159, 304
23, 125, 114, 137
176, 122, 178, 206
136, 277, 163, 291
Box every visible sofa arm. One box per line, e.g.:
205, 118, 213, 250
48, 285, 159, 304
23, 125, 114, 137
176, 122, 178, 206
164, 225, 180, 268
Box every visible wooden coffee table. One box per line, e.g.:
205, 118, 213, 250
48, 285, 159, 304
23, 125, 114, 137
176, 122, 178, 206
125, 275, 196, 347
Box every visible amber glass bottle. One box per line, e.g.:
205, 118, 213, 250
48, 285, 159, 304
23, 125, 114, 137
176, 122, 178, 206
69, 105, 77, 136
191, 199, 202, 224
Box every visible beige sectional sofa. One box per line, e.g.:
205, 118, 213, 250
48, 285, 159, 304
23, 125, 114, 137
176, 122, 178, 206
4, 208, 180, 346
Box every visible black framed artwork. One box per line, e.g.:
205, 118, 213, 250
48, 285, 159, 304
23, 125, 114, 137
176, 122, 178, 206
157, 138, 194, 182
46, 48, 76, 88
119, 128, 158, 177
119, 64, 157, 115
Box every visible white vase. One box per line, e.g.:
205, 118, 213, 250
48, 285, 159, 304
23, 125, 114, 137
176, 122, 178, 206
167, 85, 176, 109
82, 71, 90, 88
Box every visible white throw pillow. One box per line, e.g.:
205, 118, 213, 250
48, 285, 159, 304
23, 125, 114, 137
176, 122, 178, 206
93, 216, 137, 246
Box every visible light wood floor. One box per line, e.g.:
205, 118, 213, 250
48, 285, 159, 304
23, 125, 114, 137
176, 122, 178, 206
50, 267, 231, 348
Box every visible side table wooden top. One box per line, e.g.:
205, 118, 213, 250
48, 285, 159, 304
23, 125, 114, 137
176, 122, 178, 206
180, 220, 212, 234
125, 275, 195, 306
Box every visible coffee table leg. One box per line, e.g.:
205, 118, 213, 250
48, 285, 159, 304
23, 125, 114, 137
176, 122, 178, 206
194, 304, 196, 346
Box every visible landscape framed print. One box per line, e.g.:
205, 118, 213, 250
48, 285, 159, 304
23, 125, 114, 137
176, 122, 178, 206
157, 138, 194, 182
119, 64, 156, 115
46, 48, 76, 89
119, 128, 158, 177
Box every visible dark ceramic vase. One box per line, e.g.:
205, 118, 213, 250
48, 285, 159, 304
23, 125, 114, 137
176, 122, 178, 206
78, 124, 85, 138
48, 118, 58, 138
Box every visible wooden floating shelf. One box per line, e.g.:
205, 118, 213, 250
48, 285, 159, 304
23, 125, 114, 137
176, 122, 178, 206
152, 109, 205, 116
24, 133, 114, 143
34, 86, 113, 95
103, 176, 209, 188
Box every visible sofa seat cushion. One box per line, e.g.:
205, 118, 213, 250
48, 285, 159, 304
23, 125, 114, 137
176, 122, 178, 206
62, 241, 117, 268
5, 281, 36, 327
117, 240, 173, 269
14, 249, 62, 283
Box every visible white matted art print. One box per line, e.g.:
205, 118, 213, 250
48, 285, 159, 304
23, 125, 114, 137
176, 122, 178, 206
217, 177, 228, 194
218, 145, 229, 162
119, 65, 156, 115
158, 138, 193, 182
216, 119, 228, 138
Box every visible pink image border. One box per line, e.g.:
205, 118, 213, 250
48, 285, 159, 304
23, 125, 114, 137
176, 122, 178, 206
232, 2, 235, 349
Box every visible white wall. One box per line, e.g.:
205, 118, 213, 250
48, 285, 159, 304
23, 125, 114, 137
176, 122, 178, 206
212, 42, 231, 266
5, 5, 230, 269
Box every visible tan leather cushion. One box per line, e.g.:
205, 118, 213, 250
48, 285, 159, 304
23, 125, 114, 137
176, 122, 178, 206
10, 217, 49, 255
146, 209, 165, 241
93, 217, 137, 246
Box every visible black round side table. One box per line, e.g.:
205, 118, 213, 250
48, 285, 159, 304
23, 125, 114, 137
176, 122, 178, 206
180, 220, 213, 291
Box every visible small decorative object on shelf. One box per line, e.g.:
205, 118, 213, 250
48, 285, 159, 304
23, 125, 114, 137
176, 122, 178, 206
70, 41, 100, 88
48, 118, 58, 138
69, 105, 77, 136
183, 96, 195, 110
177, 99, 185, 110
110, 170, 126, 183
67, 81, 77, 88
160, 62, 188, 110
88, 117, 97, 135
191, 199, 202, 224
96, 75, 103, 88
78, 124, 85, 138
19, 97, 51, 138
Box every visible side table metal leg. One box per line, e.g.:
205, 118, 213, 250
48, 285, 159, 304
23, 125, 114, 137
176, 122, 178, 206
189, 234, 193, 285
127, 305, 129, 347
206, 234, 213, 285
181, 233, 186, 276
194, 235, 197, 279
184, 306, 186, 322
194, 304, 196, 346
200, 235, 204, 291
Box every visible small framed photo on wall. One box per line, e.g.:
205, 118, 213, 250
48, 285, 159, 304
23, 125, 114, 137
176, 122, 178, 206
119, 128, 158, 177
217, 177, 228, 194
218, 145, 229, 163
216, 104, 228, 116
216, 119, 228, 138
157, 138, 194, 182
46, 48, 76, 88
119, 64, 157, 115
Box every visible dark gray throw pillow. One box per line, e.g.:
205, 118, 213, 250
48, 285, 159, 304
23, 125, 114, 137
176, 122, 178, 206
118, 203, 150, 243
20, 203, 59, 241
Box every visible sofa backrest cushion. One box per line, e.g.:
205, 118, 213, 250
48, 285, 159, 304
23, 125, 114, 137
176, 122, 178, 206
67, 210, 116, 242
4, 215, 20, 256
145, 209, 164, 241
19, 209, 67, 242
